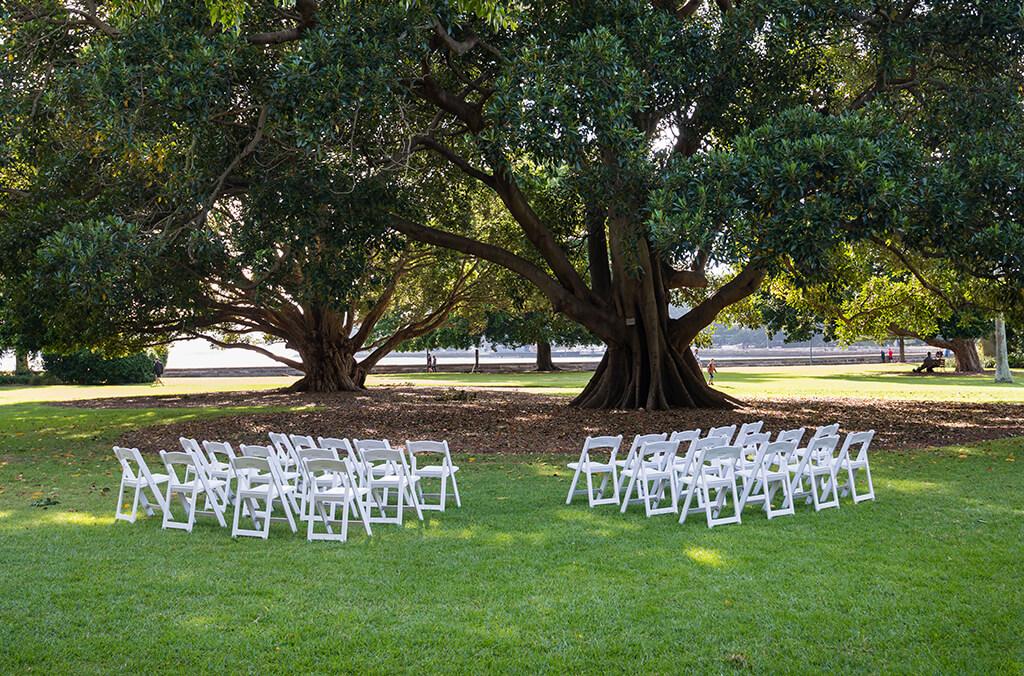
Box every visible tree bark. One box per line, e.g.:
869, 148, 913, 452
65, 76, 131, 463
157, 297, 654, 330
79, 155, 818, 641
14, 349, 30, 375
937, 338, 983, 373
994, 315, 1013, 383
288, 343, 364, 392
535, 339, 558, 371
898, 336, 906, 363
572, 320, 736, 409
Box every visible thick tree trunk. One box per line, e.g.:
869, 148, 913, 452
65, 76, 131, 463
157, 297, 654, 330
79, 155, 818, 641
898, 336, 906, 363
572, 324, 735, 410
288, 345, 364, 392
14, 349, 30, 375
939, 338, 982, 373
535, 339, 558, 371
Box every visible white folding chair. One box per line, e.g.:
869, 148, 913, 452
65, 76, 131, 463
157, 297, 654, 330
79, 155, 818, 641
181, 437, 230, 518
834, 431, 876, 503
355, 441, 423, 525
201, 440, 237, 483
737, 439, 796, 519
239, 444, 298, 532
289, 434, 318, 452
228, 456, 290, 539
304, 458, 373, 542
681, 445, 743, 528
789, 435, 841, 511
113, 446, 169, 522
407, 440, 462, 511
159, 450, 228, 532
677, 435, 731, 524
296, 447, 339, 521
615, 433, 668, 496
774, 427, 806, 446
318, 437, 358, 465
268, 432, 300, 474
619, 439, 681, 517
706, 424, 738, 445
733, 421, 765, 448
565, 435, 623, 507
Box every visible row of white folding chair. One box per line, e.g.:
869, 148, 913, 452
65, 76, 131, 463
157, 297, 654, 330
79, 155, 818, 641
566, 424, 875, 527
147, 434, 459, 539
272, 433, 461, 514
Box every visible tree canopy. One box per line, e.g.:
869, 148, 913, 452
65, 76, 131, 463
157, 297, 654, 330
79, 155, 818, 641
2, 0, 1023, 405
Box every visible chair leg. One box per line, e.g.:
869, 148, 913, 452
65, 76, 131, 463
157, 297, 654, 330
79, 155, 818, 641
129, 484, 141, 522
620, 471, 638, 514
566, 467, 582, 505
585, 469, 596, 508
439, 474, 447, 513
858, 463, 875, 502
451, 472, 462, 507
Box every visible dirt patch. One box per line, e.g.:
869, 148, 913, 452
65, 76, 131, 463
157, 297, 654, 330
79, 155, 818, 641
82, 386, 1024, 456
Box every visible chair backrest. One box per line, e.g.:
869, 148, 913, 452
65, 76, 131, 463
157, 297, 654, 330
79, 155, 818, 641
289, 434, 317, 451
298, 448, 339, 463
240, 444, 272, 459
202, 440, 236, 467
573, 435, 621, 466
706, 425, 737, 445
231, 456, 270, 474
318, 437, 355, 461
160, 450, 197, 482
775, 427, 806, 446
693, 435, 730, 452
179, 437, 202, 454
114, 446, 160, 485
304, 458, 359, 494
354, 438, 392, 453
810, 423, 840, 442
696, 445, 742, 472
838, 430, 875, 464
739, 432, 771, 462
669, 429, 701, 445
734, 421, 764, 446
762, 440, 798, 472
638, 439, 680, 470
807, 434, 841, 464
268, 432, 298, 466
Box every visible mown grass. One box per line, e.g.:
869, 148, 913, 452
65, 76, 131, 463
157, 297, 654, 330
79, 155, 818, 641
0, 394, 1021, 672
372, 363, 1024, 402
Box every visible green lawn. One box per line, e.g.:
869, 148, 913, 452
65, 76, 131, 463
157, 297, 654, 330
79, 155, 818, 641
0, 383, 1022, 671
372, 363, 1024, 402
0, 376, 297, 405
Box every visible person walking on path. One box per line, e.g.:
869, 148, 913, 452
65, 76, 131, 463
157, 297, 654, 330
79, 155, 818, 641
887, 347, 894, 362
707, 359, 718, 385
152, 358, 164, 385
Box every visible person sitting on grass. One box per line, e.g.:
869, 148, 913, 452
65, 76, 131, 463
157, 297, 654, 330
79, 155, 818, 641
913, 352, 939, 374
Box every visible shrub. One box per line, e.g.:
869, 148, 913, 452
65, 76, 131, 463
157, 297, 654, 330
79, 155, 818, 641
0, 372, 61, 386
1010, 352, 1024, 369
42, 350, 157, 385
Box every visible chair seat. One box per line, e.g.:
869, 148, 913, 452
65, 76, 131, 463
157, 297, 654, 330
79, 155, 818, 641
567, 461, 613, 472
316, 486, 370, 499
125, 473, 169, 486
169, 478, 226, 492
415, 464, 459, 477
369, 475, 420, 486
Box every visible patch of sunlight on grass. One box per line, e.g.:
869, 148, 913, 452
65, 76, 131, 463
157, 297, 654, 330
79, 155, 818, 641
883, 478, 945, 494
685, 546, 725, 568
0, 510, 11, 519
46, 511, 115, 527
684, 544, 724, 569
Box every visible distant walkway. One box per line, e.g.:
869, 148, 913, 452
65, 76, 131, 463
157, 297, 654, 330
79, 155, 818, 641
166, 350, 926, 378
